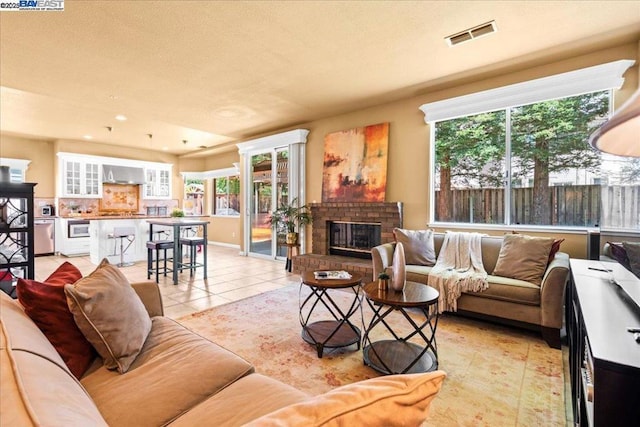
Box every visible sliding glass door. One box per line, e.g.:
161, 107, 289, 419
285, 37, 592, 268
238, 129, 308, 260
248, 148, 289, 258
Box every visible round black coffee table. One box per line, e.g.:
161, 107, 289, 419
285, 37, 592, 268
299, 271, 362, 358
362, 280, 439, 374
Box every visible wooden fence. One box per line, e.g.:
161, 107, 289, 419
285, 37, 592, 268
435, 185, 640, 228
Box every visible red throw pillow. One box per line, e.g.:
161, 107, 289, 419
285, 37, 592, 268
548, 238, 565, 265
16, 262, 96, 378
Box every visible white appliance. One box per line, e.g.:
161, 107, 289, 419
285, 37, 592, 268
68, 220, 90, 238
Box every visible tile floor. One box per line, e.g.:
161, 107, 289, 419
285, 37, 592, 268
34, 244, 300, 319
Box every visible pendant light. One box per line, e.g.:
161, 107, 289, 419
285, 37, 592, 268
589, 88, 640, 158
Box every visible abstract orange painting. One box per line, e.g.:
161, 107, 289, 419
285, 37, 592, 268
321, 122, 389, 202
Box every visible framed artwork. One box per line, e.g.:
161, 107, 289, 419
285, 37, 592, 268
322, 122, 389, 202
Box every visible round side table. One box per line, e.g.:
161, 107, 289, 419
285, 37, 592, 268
362, 281, 439, 374
299, 271, 363, 358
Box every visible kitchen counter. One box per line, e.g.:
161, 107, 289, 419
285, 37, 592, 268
61, 214, 172, 220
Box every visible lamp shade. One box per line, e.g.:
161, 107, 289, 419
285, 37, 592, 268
589, 88, 640, 157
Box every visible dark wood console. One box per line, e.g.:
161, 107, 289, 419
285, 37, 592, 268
567, 259, 640, 426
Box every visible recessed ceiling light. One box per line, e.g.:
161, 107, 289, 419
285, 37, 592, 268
83, 135, 93, 140
115, 114, 127, 121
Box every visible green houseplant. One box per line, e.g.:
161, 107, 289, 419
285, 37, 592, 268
268, 197, 312, 245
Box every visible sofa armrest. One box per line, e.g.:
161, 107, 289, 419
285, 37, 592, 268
371, 243, 396, 279
539, 252, 570, 329
131, 281, 164, 317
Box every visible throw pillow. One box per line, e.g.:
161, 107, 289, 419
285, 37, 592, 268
65, 258, 152, 373
393, 228, 436, 266
16, 262, 95, 378
511, 231, 563, 266
608, 242, 631, 270
244, 371, 446, 427
622, 242, 640, 278
493, 234, 555, 286
548, 238, 565, 265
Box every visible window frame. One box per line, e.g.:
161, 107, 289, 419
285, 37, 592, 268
420, 60, 635, 232
211, 175, 240, 217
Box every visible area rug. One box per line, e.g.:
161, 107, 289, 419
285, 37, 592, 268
179, 284, 567, 426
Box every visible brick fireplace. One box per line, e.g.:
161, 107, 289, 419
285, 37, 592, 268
292, 202, 403, 281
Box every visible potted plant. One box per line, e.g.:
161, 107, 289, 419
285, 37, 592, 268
268, 197, 312, 245
377, 271, 390, 291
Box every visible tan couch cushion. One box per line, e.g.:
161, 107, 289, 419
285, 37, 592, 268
169, 373, 310, 426
81, 316, 255, 426
492, 234, 555, 286
394, 228, 436, 266
0, 292, 107, 427
463, 275, 541, 305
65, 259, 152, 373
244, 371, 446, 426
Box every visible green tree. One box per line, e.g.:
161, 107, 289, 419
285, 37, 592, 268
435, 111, 505, 221
510, 92, 607, 224
435, 91, 608, 224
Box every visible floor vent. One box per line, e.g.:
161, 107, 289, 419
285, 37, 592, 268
446, 20, 497, 46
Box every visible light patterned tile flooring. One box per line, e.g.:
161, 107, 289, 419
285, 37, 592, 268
34, 244, 300, 319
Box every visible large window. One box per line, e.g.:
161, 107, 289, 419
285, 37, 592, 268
212, 175, 240, 216
434, 91, 612, 227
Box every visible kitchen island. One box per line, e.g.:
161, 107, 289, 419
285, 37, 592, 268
88, 217, 174, 265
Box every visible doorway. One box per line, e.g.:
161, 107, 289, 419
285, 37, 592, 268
249, 149, 289, 258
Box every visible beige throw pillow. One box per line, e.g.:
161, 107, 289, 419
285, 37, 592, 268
65, 259, 152, 373
393, 228, 436, 266
245, 371, 446, 427
492, 234, 555, 286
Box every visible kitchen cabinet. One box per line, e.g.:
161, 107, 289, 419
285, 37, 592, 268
60, 157, 102, 197
55, 218, 90, 257
144, 166, 172, 199
0, 183, 36, 298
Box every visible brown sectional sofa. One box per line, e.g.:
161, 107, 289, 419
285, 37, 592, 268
1, 280, 446, 426
372, 233, 570, 348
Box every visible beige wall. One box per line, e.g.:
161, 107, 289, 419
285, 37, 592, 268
233, 40, 640, 258
0, 135, 56, 197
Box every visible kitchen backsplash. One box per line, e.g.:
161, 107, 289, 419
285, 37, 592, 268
57, 197, 177, 217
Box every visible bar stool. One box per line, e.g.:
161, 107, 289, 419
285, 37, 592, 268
146, 230, 173, 283
179, 236, 205, 277
112, 227, 136, 267
146, 240, 173, 283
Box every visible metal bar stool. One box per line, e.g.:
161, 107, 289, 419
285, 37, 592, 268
112, 226, 136, 267
178, 236, 205, 277
146, 230, 173, 283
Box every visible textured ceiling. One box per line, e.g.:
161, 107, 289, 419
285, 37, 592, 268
1, 1, 639, 156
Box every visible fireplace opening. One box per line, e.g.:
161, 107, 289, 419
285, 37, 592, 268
329, 221, 381, 259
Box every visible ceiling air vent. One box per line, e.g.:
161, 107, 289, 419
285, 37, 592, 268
446, 20, 497, 46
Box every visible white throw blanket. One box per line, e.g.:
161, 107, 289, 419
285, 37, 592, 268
427, 231, 488, 313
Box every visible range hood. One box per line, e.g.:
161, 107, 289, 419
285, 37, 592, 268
102, 165, 146, 185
